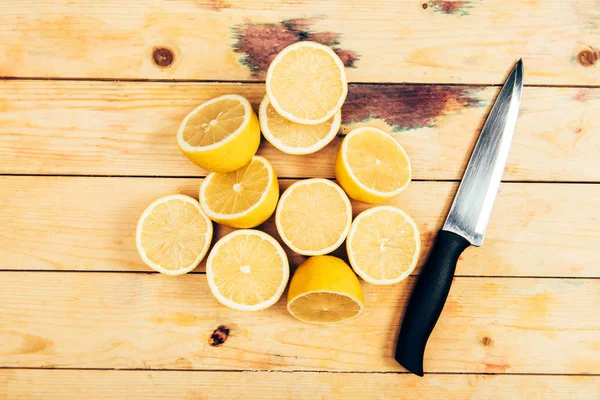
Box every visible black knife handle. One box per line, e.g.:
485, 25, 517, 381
394, 230, 471, 376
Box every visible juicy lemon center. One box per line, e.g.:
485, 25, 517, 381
183, 99, 245, 147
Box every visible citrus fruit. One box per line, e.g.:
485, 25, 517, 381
287, 256, 365, 324
206, 229, 289, 311
176, 94, 260, 172
136, 194, 213, 276
199, 156, 279, 229
275, 178, 352, 256
335, 127, 412, 204
266, 41, 348, 125
259, 95, 341, 155
347, 206, 421, 285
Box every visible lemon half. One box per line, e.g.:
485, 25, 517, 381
177, 94, 260, 172
136, 194, 213, 276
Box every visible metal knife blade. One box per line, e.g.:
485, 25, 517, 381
443, 59, 523, 246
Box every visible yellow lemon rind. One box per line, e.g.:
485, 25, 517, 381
275, 179, 352, 256
176, 94, 260, 173
259, 95, 341, 155
335, 127, 412, 204
347, 205, 421, 285
199, 156, 279, 229
135, 194, 213, 276
206, 229, 290, 311
266, 41, 348, 126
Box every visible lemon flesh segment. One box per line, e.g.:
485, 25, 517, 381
177, 94, 260, 173
336, 127, 412, 204
207, 230, 289, 311
200, 156, 279, 229
259, 95, 341, 155
288, 292, 363, 324
266, 41, 348, 125
136, 195, 213, 276
347, 206, 421, 285
276, 179, 352, 256
287, 256, 364, 324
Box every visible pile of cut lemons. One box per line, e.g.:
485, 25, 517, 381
136, 42, 421, 324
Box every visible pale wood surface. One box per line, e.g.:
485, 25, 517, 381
1, 176, 598, 277
0, 81, 598, 181
1, 370, 598, 400
1, 1, 599, 397
0, 272, 598, 373
0, 1, 599, 85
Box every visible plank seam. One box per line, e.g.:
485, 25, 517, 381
1, 76, 600, 89
0, 270, 599, 279
1, 174, 599, 185
0, 367, 597, 376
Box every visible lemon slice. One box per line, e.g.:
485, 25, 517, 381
136, 194, 213, 276
206, 229, 289, 311
266, 41, 348, 125
259, 95, 341, 155
199, 156, 279, 228
347, 206, 421, 285
287, 256, 365, 324
276, 179, 352, 256
177, 94, 260, 172
335, 127, 412, 204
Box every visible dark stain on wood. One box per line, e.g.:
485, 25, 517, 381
573, 89, 589, 102
341, 85, 481, 131
152, 47, 174, 68
481, 336, 493, 346
422, 3, 429, 9
209, 325, 230, 347
204, 0, 231, 11
429, 1, 472, 15
232, 18, 359, 77
577, 47, 599, 67
484, 362, 509, 372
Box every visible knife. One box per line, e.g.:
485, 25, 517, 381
394, 59, 524, 377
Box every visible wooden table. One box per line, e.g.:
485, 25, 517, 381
1, 1, 599, 398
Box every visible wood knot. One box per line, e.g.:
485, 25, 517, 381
209, 325, 230, 347
577, 48, 599, 67
152, 47, 174, 68
422, 3, 428, 9
481, 336, 493, 346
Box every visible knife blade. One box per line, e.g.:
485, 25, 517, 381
394, 59, 524, 377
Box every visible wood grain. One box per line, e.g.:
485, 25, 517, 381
0, 81, 598, 181
0, 272, 598, 373
1, 176, 598, 277
1, 370, 598, 400
0, 1, 599, 85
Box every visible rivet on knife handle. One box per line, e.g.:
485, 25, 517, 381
394, 60, 524, 376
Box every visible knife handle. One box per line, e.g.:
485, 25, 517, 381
394, 230, 470, 376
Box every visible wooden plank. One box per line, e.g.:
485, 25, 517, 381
1, 176, 598, 277
0, 272, 598, 373
0, 1, 598, 85
0, 82, 598, 181
1, 370, 598, 400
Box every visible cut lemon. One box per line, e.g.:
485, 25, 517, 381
287, 256, 364, 324
199, 156, 279, 228
136, 194, 213, 276
259, 95, 341, 155
335, 127, 412, 204
177, 94, 260, 172
266, 41, 348, 125
206, 229, 289, 311
347, 206, 421, 285
275, 179, 352, 256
